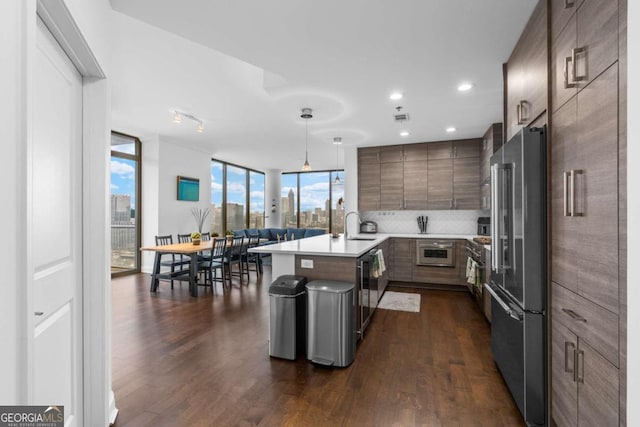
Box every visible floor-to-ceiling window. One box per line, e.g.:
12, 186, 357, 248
331, 171, 345, 234
226, 165, 247, 231
282, 170, 344, 233
210, 159, 265, 234
110, 132, 141, 276
210, 160, 224, 235
281, 173, 298, 228
249, 171, 265, 228
299, 172, 330, 230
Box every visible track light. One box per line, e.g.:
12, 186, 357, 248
173, 110, 205, 133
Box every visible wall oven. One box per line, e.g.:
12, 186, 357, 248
415, 240, 456, 267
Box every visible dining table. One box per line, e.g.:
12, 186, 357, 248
141, 240, 213, 297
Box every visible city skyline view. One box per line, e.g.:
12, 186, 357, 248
110, 158, 137, 208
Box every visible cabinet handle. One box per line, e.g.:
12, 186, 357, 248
449, 199, 453, 209
564, 56, 577, 88
34, 311, 44, 316
576, 349, 585, 383
563, 171, 571, 216
570, 169, 583, 217
517, 100, 527, 125
564, 0, 575, 8
454, 146, 457, 157
564, 341, 575, 375
572, 47, 587, 82
561, 308, 587, 322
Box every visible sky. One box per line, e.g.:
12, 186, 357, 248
211, 162, 264, 212
110, 158, 136, 208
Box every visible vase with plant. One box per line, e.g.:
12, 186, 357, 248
225, 229, 234, 244
191, 232, 201, 245
191, 207, 210, 245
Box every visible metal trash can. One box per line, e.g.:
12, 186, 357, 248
306, 280, 356, 367
269, 275, 308, 360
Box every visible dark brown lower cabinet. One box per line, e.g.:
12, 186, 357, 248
389, 239, 413, 282
552, 320, 619, 427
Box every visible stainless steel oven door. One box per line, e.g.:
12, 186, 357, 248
415, 240, 456, 267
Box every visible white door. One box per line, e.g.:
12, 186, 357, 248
31, 18, 83, 427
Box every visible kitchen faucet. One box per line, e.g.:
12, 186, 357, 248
344, 211, 361, 240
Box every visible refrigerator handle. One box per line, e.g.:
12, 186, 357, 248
484, 283, 523, 321
491, 163, 512, 272
491, 164, 500, 271
504, 164, 514, 271
563, 171, 571, 216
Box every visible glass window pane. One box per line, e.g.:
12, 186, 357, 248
299, 172, 330, 231
210, 161, 224, 236
226, 165, 247, 231
331, 171, 345, 234
249, 171, 265, 228
281, 174, 298, 228
110, 156, 138, 271
111, 133, 137, 155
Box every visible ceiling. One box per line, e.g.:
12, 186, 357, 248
109, 0, 537, 172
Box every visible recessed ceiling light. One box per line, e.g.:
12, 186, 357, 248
446, 127, 456, 133
400, 131, 410, 137
390, 92, 403, 101
457, 83, 474, 92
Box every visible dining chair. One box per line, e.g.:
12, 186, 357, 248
201, 237, 227, 290
155, 234, 189, 289
177, 233, 192, 243
243, 233, 262, 279
224, 236, 245, 284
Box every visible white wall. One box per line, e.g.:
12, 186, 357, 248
627, 1, 638, 423
141, 135, 160, 272
1, 0, 114, 424
343, 146, 359, 234
0, 0, 28, 405
141, 137, 212, 272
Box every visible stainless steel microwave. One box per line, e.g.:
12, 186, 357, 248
416, 240, 456, 267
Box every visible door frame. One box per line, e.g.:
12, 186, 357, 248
14, 0, 114, 424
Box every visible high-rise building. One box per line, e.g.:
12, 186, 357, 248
210, 203, 223, 235
287, 188, 295, 213
111, 194, 131, 225
226, 203, 245, 231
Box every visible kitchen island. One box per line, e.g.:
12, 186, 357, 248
249, 232, 478, 279
251, 232, 480, 338
250, 234, 386, 278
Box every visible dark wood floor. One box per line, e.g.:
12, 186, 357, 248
111, 268, 524, 426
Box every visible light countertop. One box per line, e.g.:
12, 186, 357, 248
250, 233, 480, 258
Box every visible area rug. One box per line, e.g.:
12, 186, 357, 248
377, 291, 421, 313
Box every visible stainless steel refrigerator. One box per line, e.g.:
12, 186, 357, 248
485, 127, 546, 426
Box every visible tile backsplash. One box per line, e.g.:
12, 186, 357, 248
361, 210, 489, 235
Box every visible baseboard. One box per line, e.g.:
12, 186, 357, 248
389, 281, 468, 292
109, 389, 118, 426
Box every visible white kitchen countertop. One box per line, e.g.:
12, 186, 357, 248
250, 233, 480, 258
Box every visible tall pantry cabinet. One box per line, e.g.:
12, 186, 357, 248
549, 0, 626, 426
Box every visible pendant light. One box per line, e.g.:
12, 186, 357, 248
333, 137, 343, 185
301, 108, 313, 171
